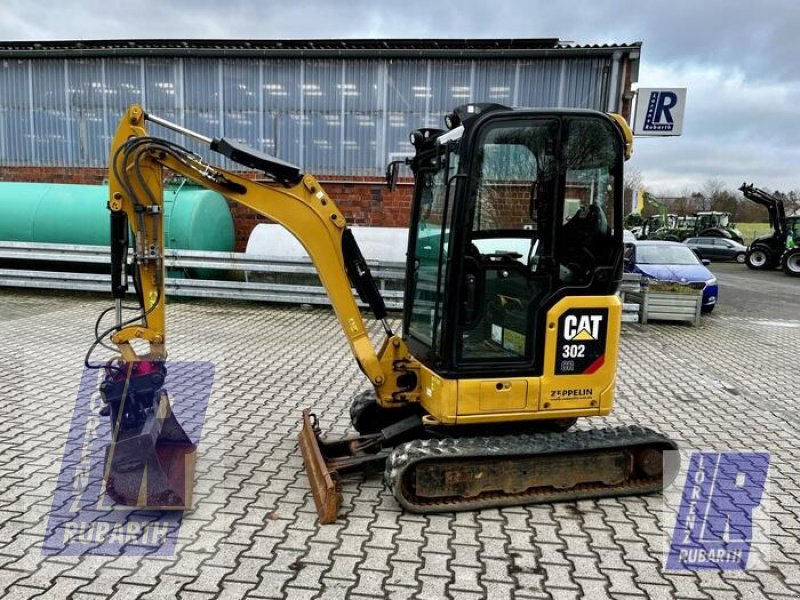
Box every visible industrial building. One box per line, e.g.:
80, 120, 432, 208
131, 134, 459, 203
0, 38, 641, 246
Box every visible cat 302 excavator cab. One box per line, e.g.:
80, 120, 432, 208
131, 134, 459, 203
89, 103, 678, 522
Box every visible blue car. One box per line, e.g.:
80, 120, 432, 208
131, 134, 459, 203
623, 240, 719, 313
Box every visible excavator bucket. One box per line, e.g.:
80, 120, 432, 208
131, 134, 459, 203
100, 363, 196, 510
298, 409, 341, 524
103, 392, 196, 509
105, 394, 197, 510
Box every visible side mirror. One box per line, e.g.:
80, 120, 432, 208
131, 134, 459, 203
701, 258, 711, 266
385, 159, 407, 191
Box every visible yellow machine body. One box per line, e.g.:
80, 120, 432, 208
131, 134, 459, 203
419, 295, 621, 425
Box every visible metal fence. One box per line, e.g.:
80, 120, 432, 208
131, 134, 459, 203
0, 241, 644, 323
0, 241, 406, 310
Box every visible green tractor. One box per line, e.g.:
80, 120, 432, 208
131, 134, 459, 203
645, 211, 743, 243
693, 211, 744, 244
637, 213, 679, 240
740, 183, 800, 276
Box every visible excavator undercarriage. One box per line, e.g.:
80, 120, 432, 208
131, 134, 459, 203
299, 407, 679, 522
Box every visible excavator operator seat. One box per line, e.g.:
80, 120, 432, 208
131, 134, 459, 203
560, 202, 609, 283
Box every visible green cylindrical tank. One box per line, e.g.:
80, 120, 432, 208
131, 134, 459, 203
161, 183, 236, 279
0, 181, 235, 278
161, 184, 234, 252
0, 182, 111, 246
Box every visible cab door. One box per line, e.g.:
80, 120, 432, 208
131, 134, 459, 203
404, 145, 458, 364
451, 115, 622, 377
453, 119, 558, 370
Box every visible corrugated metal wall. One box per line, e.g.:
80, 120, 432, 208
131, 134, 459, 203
0, 55, 616, 175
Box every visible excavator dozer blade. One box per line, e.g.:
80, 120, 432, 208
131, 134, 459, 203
298, 409, 341, 524
103, 392, 196, 510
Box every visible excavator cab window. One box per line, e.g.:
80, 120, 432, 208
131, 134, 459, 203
456, 119, 556, 363
404, 110, 623, 376
406, 143, 459, 356
558, 118, 618, 284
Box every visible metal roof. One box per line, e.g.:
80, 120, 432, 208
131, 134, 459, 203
0, 38, 642, 59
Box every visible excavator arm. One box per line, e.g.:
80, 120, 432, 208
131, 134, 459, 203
92, 105, 418, 511
105, 104, 409, 387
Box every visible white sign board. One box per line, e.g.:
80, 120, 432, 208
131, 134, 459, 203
633, 88, 687, 136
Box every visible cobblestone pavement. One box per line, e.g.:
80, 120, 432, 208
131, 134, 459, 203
1, 288, 799, 600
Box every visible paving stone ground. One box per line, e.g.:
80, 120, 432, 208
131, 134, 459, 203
1, 287, 798, 600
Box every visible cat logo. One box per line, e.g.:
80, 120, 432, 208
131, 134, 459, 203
556, 309, 608, 376
563, 314, 603, 342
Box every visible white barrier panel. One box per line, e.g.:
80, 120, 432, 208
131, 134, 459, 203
245, 224, 409, 263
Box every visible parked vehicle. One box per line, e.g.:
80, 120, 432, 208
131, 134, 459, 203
637, 213, 677, 240
639, 210, 744, 245
684, 237, 747, 263
693, 212, 745, 244
739, 183, 800, 275
623, 240, 719, 313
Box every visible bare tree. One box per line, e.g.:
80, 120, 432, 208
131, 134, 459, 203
690, 192, 706, 212
624, 167, 643, 193
777, 189, 800, 216
702, 178, 726, 202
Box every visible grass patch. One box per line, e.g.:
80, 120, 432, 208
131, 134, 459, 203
737, 222, 771, 244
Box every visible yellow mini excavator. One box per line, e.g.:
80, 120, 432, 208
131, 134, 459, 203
89, 103, 678, 522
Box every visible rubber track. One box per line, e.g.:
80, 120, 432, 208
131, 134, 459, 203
384, 425, 679, 513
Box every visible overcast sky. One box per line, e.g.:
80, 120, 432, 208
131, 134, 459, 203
0, 0, 797, 196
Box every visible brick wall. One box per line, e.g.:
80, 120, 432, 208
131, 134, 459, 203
0, 166, 107, 185
0, 167, 415, 251
229, 178, 414, 251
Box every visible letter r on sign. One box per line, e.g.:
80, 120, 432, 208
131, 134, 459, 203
654, 92, 678, 124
